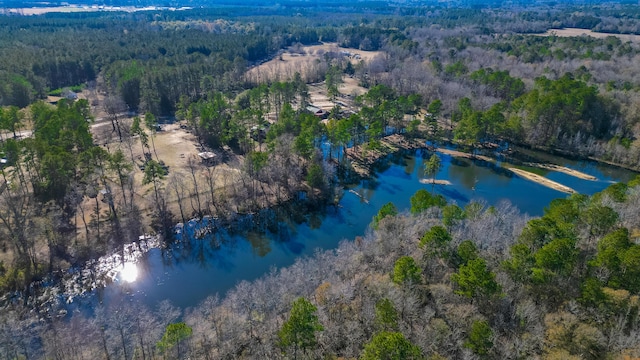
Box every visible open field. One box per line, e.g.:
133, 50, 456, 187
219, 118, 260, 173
301, 43, 382, 62
307, 77, 369, 114
245, 42, 383, 84
77, 121, 245, 248
538, 28, 640, 42
3, 6, 104, 15
2, 5, 185, 15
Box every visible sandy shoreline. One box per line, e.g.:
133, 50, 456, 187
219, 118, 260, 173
435, 148, 495, 163
522, 162, 597, 181
419, 179, 452, 185
434, 146, 593, 193
345, 137, 598, 195
505, 167, 577, 194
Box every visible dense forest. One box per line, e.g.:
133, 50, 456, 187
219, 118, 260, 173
3, 3, 640, 158
1, 0, 640, 359
2, 177, 640, 359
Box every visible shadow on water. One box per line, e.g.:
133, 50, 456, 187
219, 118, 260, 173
360, 176, 382, 191
371, 149, 421, 176
506, 146, 588, 165
57, 146, 636, 312
476, 160, 515, 178
175, 145, 625, 264
388, 151, 410, 167
156, 198, 326, 269
450, 157, 471, 168
380, 166, 412, 180
379, 182, 405, 196
280, 239, 306, 255
246, 232, 272, 257
437, 186, 469, 203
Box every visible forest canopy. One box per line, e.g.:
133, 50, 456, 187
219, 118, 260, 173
1, 1, 640, 359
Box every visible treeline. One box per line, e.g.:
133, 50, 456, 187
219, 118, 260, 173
353, 8, 640, 169
6, 2, 635, 112
0, 100, 145, 295
0, 9, 414, 111
486, 34, 635, 63
2, 175, 640, 359
0, 79, 338, 295
449, 73, 618, 149
0, 13, 277, 111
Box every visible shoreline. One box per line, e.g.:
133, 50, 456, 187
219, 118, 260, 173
505, 167, 577, 194
511, 141, 640, 173
344, 134, 427, 177
419, 178, 452, 185
4, 195, 332, 314
433, 145, 599, 192
4, 135, 632, 312
521, 162, 597, 181
346, 136, 607, 194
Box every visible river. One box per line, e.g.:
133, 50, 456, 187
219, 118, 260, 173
89, 147, 635, 310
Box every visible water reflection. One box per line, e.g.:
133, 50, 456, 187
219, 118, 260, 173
403, 154, 417, 175
446, 157, 512, 190
63, 147, 638, 310
246, 232, 271, 257
438, 187, 470, 203
118, 262, 138, 283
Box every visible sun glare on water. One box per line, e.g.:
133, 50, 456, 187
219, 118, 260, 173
119, 262, 139, 283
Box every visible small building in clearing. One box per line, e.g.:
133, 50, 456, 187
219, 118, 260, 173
306, 105, 327, 119
198, 151, 217, 165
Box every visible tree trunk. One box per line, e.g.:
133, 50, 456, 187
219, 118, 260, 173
101, 328, 111, 360
150, 133, 159, 161
119, 327, 128, 360
94, 196, 100, 248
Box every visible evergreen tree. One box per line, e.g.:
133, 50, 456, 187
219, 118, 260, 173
278, 297, 324, 359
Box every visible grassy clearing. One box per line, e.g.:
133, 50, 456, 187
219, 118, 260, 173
538, 28, 640, 43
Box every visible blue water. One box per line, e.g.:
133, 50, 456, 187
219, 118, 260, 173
99, 148, 636, 309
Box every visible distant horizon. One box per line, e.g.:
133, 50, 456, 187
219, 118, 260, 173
1, 0, 634, 10
0, 5, 195, 16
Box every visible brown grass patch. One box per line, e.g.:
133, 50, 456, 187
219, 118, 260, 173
78, 122, 244, 244
537, 28, 640, 43
4, 6, 163, 16
245, 42, 383, 83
